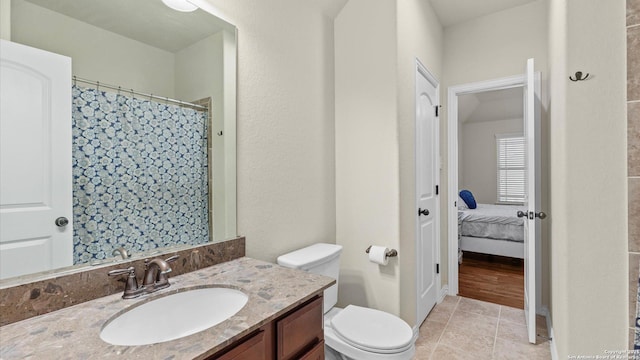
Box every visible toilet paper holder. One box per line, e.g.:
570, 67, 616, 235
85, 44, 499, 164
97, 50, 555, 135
365, 246, 398, 258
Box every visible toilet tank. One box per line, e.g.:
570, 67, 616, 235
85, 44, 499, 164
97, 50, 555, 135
276, 243, 342, 314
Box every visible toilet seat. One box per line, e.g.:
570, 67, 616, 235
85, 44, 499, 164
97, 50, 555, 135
330, 305, 414, 354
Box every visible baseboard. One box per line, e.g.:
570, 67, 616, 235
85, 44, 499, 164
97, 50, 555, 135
438, 285, 449, 303
539, 306, 558, 360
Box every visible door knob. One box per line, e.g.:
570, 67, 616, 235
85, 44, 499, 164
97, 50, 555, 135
418, 208, 430, 216
535, 212, 547, 220
55, 217, 69, 227
517, 211, 547, 220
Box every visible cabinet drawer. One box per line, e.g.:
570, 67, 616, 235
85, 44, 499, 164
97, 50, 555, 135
299, 340, 324, 360
214, 326, 272, 360
276, 296, 323, 360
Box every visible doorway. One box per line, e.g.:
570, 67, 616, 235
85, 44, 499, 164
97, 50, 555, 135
456, 86, 525, 308
446, 70, 542, 323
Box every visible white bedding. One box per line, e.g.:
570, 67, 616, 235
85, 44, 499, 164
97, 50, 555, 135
458, 204, 525, 242
458, 204, 525, 225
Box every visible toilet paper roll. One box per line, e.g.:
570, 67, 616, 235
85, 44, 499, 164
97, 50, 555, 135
368, 245, 389, 265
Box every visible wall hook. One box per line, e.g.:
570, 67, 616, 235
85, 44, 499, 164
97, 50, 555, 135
569, 71, 589, 82
217, 131, 223, 136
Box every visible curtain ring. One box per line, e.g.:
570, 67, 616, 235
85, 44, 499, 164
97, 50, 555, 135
73, 75, 77, 86
96, 81, 100, 92
130, 89, 134, 99
117, 86, 121, 95
149, 93, 153, 102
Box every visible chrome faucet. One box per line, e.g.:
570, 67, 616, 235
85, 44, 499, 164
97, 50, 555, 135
107, 255, 179, 299
142, 255, 179, 292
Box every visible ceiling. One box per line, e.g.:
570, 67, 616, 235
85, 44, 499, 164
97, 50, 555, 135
23, 0, 233, 53
429, 0, 538, 27
458, 87, 523, 124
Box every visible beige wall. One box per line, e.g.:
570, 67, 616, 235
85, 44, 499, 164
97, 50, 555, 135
198, 0, 341, 262
335, 0, 442, 325
175, 32, 224, 109
1, 0, 10, 40
222, 30, 237, 241
335, 0, 400, 316
460, 118, 523, 204
547, 0, 568, 355
439, 0, 549, 304
11, 0, 176, 97
549, 0, 628, 357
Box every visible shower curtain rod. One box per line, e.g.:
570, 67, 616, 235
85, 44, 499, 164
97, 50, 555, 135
73, 76, 208, 110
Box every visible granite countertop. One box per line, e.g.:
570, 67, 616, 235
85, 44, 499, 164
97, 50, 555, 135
0, 257, 334, 359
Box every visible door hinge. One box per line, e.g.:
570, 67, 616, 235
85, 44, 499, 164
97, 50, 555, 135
436, 264, 440, 274
435, 105, 439, 117
435, 185, 439, 195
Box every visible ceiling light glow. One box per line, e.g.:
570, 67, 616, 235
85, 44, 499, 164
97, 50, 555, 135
162, 0, 198, 12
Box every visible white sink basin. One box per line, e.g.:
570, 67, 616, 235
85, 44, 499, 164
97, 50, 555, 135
100, 287, 248, 346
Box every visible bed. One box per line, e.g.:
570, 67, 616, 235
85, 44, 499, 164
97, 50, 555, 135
458, 203, 525, 261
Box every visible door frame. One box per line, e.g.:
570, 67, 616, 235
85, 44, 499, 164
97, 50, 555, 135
415, 58, 440, 326
446, 73, 541, 311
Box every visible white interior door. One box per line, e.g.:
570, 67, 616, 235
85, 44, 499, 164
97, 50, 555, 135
523, 57, 541, 344
416, 60, 439, 326
0, 40, 73, 279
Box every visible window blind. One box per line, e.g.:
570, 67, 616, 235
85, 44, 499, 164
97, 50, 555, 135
496, 134, 525, 203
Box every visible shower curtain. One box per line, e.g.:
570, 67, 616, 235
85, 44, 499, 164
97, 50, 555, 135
71, 85, 209, 264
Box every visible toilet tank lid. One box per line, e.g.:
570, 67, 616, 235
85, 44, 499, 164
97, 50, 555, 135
277, 243, 342, 270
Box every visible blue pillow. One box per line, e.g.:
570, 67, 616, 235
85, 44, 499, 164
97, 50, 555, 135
459, 190, 477, 209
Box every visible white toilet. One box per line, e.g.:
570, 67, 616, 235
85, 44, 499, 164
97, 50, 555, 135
277, 243, 416, 360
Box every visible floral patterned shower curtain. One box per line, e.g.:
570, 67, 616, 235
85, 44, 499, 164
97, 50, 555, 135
71, 85, 209, 264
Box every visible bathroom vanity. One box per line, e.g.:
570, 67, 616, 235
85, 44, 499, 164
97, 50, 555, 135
214, 296, 324, 360
0, 257, 333, 359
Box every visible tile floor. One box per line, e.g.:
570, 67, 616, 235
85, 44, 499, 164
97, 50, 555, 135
414, 296, 552, 359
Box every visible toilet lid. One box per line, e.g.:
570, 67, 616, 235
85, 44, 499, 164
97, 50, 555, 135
330, 305, 414, 354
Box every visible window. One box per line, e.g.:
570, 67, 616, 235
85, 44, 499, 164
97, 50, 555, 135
496, 134, 525, 203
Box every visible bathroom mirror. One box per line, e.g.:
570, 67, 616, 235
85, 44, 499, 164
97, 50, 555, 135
1, 0, 236, 282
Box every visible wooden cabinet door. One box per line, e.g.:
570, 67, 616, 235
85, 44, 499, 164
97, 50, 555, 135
276, 297, 323, 360
298, 340, 324, 360
208, 294, 325, 360
214, 325, 273, 360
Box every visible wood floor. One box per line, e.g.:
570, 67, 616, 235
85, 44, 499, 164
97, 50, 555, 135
458, 252, 524, 309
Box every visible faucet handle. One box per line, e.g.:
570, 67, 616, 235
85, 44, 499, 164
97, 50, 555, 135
108, 266, 135, 277
165, 254, 179, 263
108, 266, 142, 299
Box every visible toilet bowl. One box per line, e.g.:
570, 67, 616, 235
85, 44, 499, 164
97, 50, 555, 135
277, 243, 416, 360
